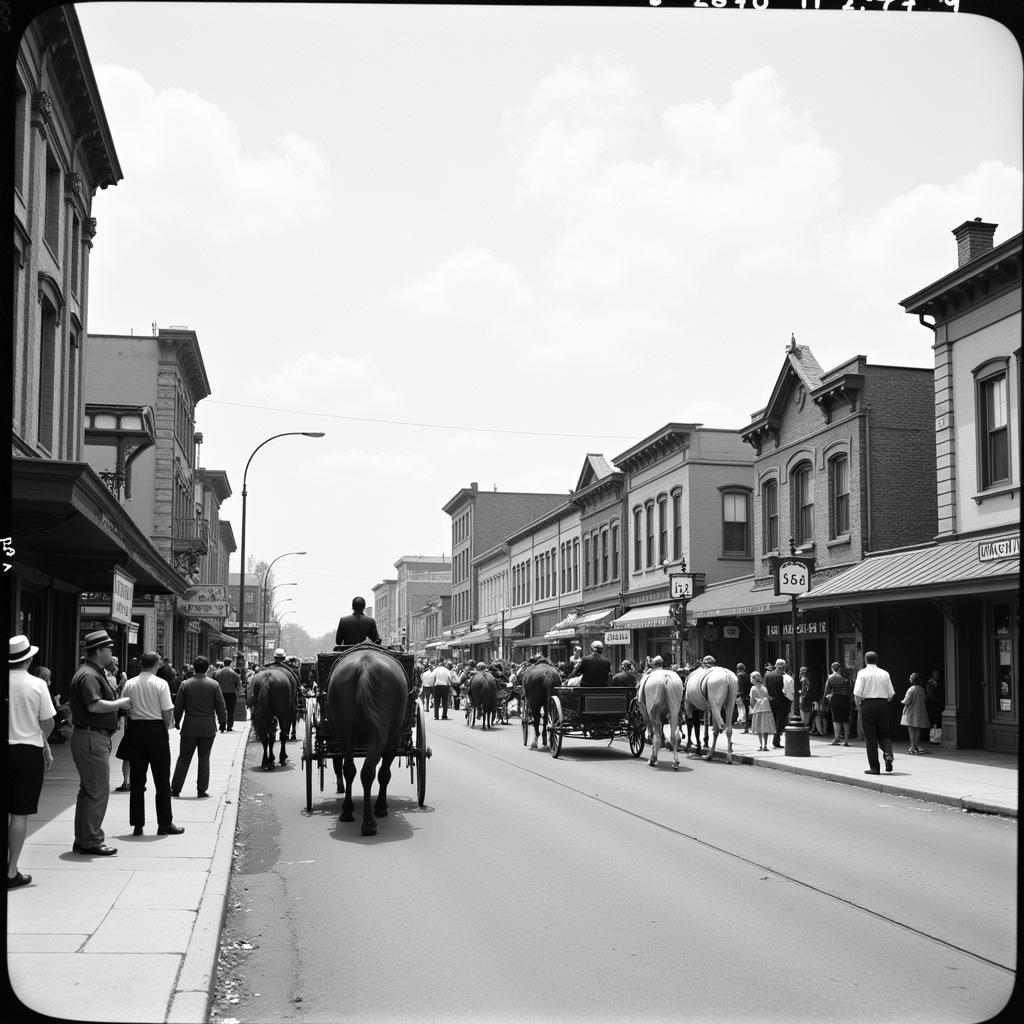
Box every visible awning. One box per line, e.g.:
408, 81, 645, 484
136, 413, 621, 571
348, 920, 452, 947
611, 603, 675, 629
500, 614, 530, 634
11, 457, 190, 595
576, 607, 615, 626
686, 576, 792, 620
207, 629, 238, 645
425, 640, 452, 650
800, 533, 1020, 607
543, 627, 577, 639
459, 627, 492, 645
550, 611, 578, 630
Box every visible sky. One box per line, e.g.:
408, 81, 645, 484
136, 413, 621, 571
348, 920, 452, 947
69, 2, 1022, 639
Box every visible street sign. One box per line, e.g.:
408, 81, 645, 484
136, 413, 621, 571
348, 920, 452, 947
604, 630, 630, 645
669, 573, 694, 599
775, 558, 811, 596
184, 600, 230, 618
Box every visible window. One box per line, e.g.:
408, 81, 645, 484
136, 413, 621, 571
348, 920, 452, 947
572, 539, 579, 590
672, 491, 682, 560
601, 530, 608, 583
722, 490, 751, 555
71, 216, 81, 297
44, 149, 61, 254
14, 80, 27, 193
583, 537, 590, 586
645, 504, 654, 567
611, 523, 620, 580
591, 532, 598, 585
762, 480, 779, 553
560, 543, 566, 594
658, 496, 668, 563
633, 508, 642, 571
979, 372, 1010, 488
792, 464, 814, 547
37, 298, 58, 452
828, 455, 850, 538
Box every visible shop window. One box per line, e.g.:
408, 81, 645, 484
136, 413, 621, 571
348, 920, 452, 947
791, 463, 814, 547
976, 365, 1010, 489
828, 454, 850, 538
762, 479, 778, 553
992, 603, 1015, 717
722, 489, 751, 556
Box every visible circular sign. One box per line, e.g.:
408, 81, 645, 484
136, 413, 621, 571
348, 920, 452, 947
777, 560, 810, 595
702, 626, 719, 642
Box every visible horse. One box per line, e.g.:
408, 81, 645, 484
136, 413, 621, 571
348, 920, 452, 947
248, 665, 296, 770
637, 667, 684, 769
468, 669, 498, 730
327, 645, 409, 836
683, 664, 739, 763
520, 659, 559, 748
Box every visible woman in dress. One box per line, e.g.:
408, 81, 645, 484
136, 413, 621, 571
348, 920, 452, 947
748, 671, 774, 751
901, 672, 931, 754
823, 662, 852, 746
798, 667, 814, 729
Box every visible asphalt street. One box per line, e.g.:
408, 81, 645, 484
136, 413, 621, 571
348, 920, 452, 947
211, 714, 1016, 1024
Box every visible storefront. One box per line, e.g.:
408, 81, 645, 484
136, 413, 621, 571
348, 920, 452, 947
609, 604, 677, 666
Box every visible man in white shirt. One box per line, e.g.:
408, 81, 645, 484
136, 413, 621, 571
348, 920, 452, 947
8, 635, 55, 888
853, 651, 896, 775
431, 661, 454, 720
122, 650, 183, 837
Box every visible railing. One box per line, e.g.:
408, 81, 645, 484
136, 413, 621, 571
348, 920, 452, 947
172, 517, 211, 552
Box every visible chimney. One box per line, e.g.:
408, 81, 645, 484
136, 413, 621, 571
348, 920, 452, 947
470, 481, 478, 493
952, 218, 997, 267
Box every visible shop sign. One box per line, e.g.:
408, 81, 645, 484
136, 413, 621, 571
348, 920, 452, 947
603, 630, 631, 645
127, 623, 139, 644
702, 625, 719, 642
773, 558, 812, 596
978, 536, 1019, 562
111, 568, 134, 625
185, 620, 201, 634
669, 573, 694, 599
183, 600, 230, 618
188, 584, 228, 602
723, 625, 740, 639
764, 620, 828, 637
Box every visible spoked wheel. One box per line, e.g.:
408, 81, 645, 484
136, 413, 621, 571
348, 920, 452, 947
415, 700, 429, 807
548, 696, 563, 758
303, 697, 317, 811
627, 698, 646, 758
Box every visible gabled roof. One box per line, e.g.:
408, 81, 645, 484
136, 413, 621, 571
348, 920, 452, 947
573, 453, 615, 493
741, 339, 826, 451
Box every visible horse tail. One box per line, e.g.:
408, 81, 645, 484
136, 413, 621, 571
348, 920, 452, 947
353, 656, 398, 742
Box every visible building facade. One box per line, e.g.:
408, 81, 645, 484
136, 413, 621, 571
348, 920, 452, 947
371, 579, 398, 646
392, 556, 451, 650
9, 6, 188, 684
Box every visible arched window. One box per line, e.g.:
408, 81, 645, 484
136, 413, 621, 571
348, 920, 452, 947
828, 454, 850, 538
791, 463, 814, 547
762, 479, 779, 553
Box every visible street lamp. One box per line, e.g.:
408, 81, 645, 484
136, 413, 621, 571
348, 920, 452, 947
275, 609, 295, 651
237, 433, 323, 674
261, 575, 301, 659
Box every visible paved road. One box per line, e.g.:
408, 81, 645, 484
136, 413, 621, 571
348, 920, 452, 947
212, 714, 1015, 1024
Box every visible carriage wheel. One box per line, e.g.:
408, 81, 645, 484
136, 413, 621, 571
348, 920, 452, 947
415, 701, 429, 807
303, 698, 317, 811
627, 698, 646, 758
548, 697, 563, 758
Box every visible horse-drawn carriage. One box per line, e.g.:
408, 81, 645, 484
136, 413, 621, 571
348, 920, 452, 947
301, 645, 430, 817
546, 685, 646, 759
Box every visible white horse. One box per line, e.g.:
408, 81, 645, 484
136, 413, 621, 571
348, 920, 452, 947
637, 668, 684, 769
684, 664, 739, 764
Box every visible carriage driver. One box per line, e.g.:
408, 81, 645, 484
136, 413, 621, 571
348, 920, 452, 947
566, 640, 613, 687
334, 596, 382, 649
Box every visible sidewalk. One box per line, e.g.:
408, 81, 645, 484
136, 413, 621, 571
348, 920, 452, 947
5, 716, 1017, 1024
6, 718, 250, 1023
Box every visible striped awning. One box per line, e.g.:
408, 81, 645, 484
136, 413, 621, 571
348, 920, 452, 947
610, 603, 674, 629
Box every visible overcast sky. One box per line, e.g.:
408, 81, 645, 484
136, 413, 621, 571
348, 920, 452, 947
71, 2, 1022, 638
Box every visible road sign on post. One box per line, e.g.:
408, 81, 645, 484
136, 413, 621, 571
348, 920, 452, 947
669, 573, 694, 599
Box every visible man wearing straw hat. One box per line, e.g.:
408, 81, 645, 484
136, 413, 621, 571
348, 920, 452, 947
8, 635, 55, 888
68, 629, 132, 856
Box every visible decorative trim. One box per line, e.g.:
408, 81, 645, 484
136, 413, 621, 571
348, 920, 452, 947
37, 272, 66, 324
31, 90, 53, 139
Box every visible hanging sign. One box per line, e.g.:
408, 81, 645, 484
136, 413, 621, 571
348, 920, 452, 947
771, 555, 815, 597
111, 568, 135, 625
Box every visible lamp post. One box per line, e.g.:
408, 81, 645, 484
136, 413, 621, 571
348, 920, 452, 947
261, 574, 301, 659
236, 433, 323, 676
664, 557, 699, 669
275, 609, 295, 651
771, 538, 814, 758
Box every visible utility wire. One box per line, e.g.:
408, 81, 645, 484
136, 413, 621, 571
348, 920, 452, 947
205, 399, 637, 441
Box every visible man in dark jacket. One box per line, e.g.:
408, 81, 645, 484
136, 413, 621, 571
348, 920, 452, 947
611, 660, 637, 687
567, 641, 612, 687
764, 659, 790, 748
171, 656, 227, 798
335, 596, 382, 648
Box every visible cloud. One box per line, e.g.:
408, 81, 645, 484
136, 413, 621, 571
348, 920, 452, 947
242, 352, 401, 413
390, 246, 533, 321
92, 65, 330, 243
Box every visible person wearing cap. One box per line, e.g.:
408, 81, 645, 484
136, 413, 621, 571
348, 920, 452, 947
8, 635, 56, 887
68, 629, 132, 856
334, 596, 382, 648
566, 640, 612, 687
171, 655, 228, 798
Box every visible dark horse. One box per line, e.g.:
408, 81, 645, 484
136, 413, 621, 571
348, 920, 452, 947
249, 666, 296, 770
327, 645, 408, 836
468, 668, 498, 730
521, 658, 558, 748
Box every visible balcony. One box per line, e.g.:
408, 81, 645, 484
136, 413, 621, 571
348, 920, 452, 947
173, 517, 210, 554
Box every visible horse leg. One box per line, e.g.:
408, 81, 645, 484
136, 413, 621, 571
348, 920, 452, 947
332, 755, 345, 794
278, 718, 289, 765
374, 751, 395, 820
670, 703, 681, 770
340, 755, 357, 822
649, 718, 660, 767
360, 747, 381, 836
725, 719, 734, 765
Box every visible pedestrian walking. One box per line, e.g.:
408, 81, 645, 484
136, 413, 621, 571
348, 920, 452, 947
171, 655, 227, 798
432, 660, 454, 720
853, 651, 896, 775
68, 629, 132, 856
823, 662, 852, 745
925, 668, 943, 741
736, 663, 751, 733
215, 656, 241, 731
8, 635, 55, 888
747, 671, 774, 751
121, 651, 183, 836
901, 672, 931, 755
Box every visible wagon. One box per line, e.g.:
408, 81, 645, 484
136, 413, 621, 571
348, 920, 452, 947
547, 685, 646, 759
300, 648, 430, 812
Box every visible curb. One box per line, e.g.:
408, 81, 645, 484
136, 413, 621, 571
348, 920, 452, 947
166, 725, 250, 1023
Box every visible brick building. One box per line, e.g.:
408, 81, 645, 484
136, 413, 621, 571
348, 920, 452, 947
9, 6, 188, 684
371, 579, 398, 646
687, 340, 937, 690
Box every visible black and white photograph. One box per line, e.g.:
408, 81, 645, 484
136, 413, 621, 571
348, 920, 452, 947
6, 2, 1020, 1022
